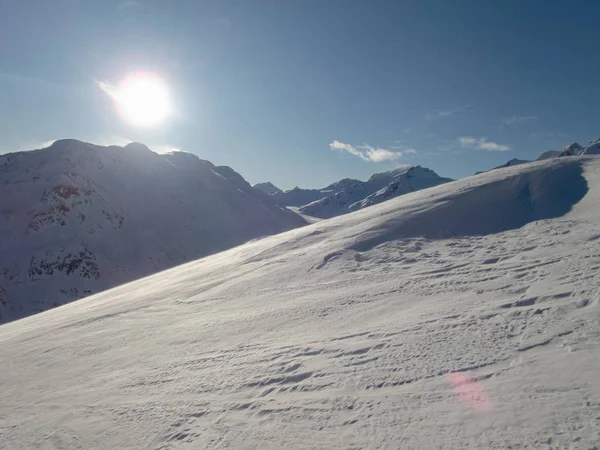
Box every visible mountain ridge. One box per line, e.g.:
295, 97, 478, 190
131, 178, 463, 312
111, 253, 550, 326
0, 139, 306, 323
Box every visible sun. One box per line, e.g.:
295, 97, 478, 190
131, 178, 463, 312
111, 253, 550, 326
110, 73, 171, 127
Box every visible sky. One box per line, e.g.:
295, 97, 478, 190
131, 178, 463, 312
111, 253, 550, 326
1, 0, 600, 189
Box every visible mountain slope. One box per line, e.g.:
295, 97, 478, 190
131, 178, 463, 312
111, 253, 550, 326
300, 166, 452, 218
271, 186, 334, 207
556, 139, 600, 157
2, 156, 599, 448
0, 140, 305, 323
253, 181, 283, 195
537, 149, 561, 160
559, 142, 585, 157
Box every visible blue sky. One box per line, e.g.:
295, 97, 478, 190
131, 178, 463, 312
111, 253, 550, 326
1, 0, 599, 189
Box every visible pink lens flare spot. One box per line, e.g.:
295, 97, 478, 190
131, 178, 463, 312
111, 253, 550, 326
448, 371, 492, 412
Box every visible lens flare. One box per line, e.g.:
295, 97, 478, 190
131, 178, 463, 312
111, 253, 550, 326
448, 371, 492, 412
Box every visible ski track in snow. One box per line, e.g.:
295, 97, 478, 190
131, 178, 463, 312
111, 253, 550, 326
2, 157, 600, 449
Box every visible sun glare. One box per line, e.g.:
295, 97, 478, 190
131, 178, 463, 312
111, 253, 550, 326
109, 73, 171, 127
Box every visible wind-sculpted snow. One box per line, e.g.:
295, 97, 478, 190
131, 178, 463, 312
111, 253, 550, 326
348, 160, 587, 251
1, 156, 600, 449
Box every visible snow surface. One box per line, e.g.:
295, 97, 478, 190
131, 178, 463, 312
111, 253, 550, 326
0, 140, 305, 323
2, 156, 600, 449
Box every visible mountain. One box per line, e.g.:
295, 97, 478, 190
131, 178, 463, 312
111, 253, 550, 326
555, 139, 600, 157
475, 157, 531, 175
2, 156, 599, 448
299, 166, 452, 219
0, 139, 306, 323
271, 186, 333, 207
537, 150, 561, 160
494, 157, 530, 169
253, 181, 283, 195
584, 137, 600, 154
348, 166, 454, 212
535, 138, 600, 160
558, 142, 585, 157
479, 137, 600, 172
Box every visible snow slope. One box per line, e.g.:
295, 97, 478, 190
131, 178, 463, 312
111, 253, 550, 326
1, 156, 600, 449
0, 140, 305, 323
300, 166, 451, 219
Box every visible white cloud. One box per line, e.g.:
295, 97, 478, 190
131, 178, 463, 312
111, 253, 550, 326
96, 80, 118, 99
329, 141, 401, 162
459, 136, 511, 152
426, 105, 470, 120
404, 148, 418, 154
503, 115, 537, 126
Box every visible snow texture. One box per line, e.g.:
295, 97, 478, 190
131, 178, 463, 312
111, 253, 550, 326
2, 156, 600, 449
0, 140, 305, 323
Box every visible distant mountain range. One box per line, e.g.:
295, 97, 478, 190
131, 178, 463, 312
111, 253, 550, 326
2, 136, 599, 323
475, 137, 600, 175
298, 166, 452, 219
0, 140, 305, 323
254, 166, 452, 219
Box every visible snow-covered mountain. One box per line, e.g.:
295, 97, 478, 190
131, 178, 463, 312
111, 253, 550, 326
537, 149, 561, 160
270, 186, 333, 207
478, 138, 600, 174
494, 157, 529, 169
583, 137, 600, 154
299, 166, 452, 219
475, 158, 530, 175
253, 181, 283, 195
0, 139, 306, 323
2, 156, 600, 448
559, 142, 585, 157
556, 139, 600, 157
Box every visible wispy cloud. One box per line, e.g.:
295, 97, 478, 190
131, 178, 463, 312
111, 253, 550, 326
330, 140, 402, 162
503, 115, 537, 126
530, 130, 567, 139
426, 105, 470, 120
117, 0, 141, 10
459, 136, 511, 151
96, 80, 118, 99
404, 148, 418, 155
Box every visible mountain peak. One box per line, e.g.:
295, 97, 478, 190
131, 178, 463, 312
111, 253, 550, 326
124, 142, 152, 153
559, 142, 585, 157
253, 181, 283, 195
